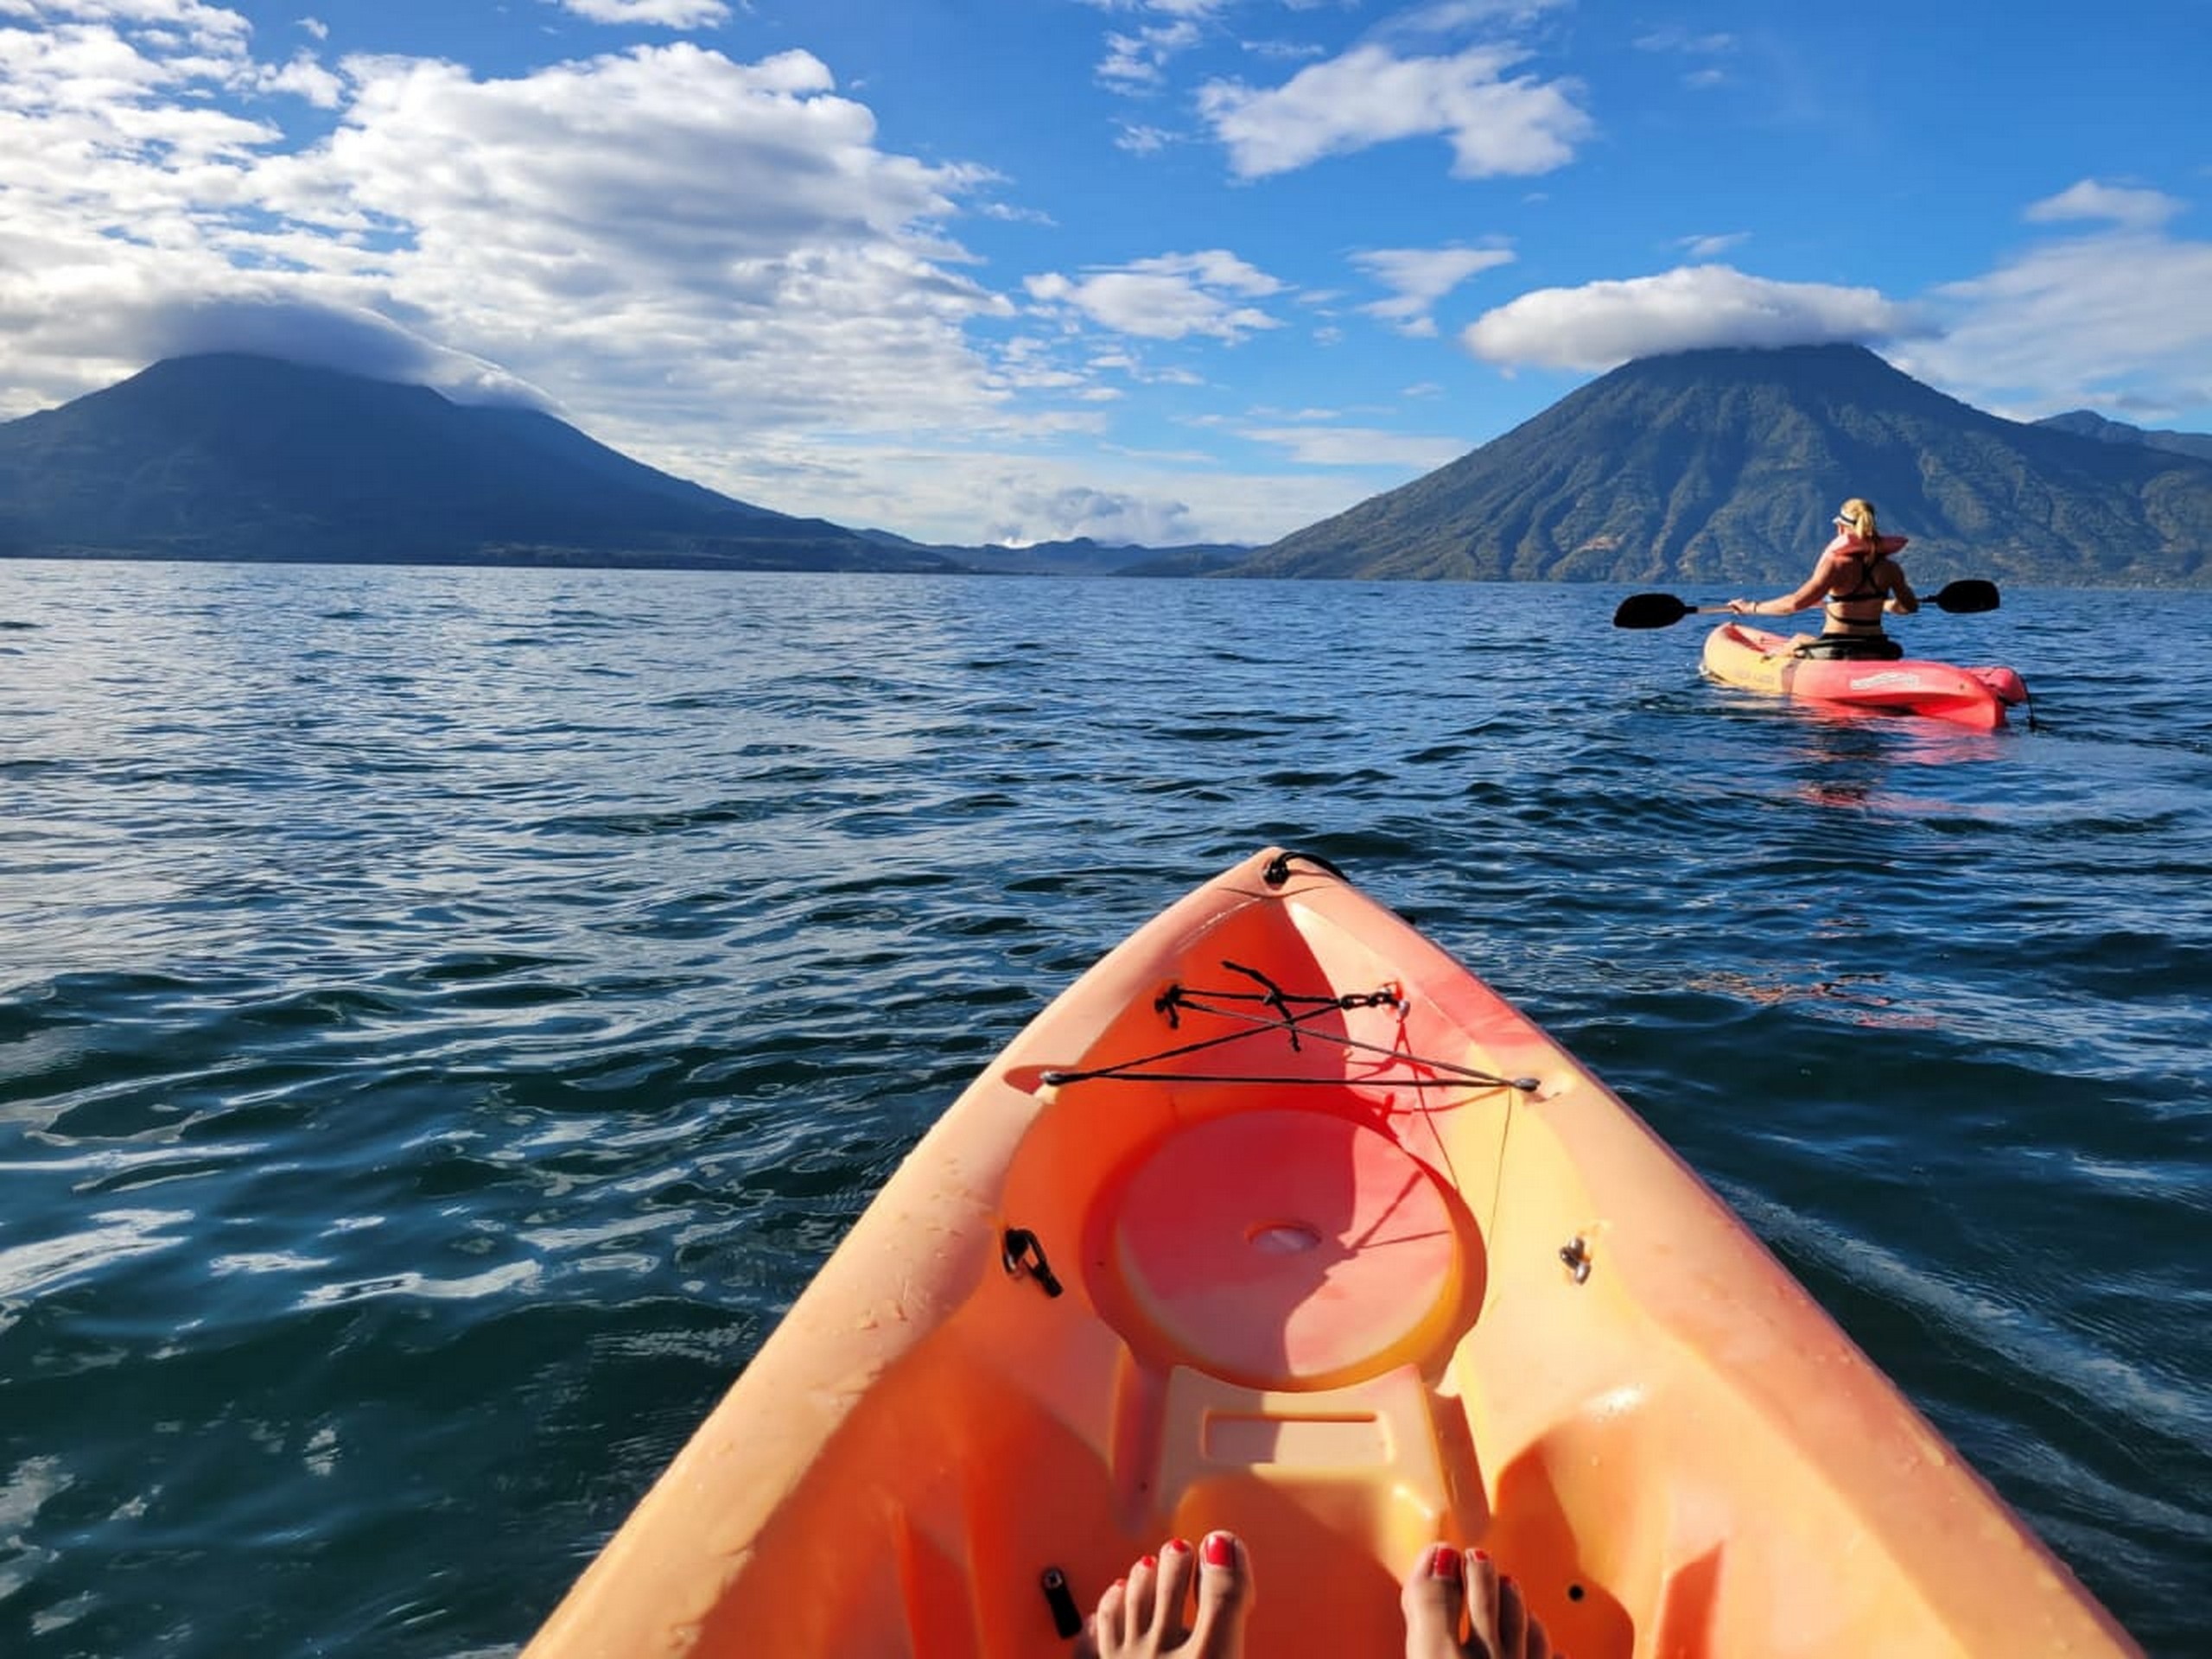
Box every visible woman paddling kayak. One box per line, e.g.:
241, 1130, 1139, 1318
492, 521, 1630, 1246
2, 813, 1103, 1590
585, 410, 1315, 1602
1727, 497, 1918, 659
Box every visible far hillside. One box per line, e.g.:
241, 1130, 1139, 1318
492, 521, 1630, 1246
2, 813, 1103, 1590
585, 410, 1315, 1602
1232, 345, 2212, 588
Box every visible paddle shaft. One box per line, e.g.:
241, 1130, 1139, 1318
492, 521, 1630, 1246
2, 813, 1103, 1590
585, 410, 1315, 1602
1612, 578, 1999, 630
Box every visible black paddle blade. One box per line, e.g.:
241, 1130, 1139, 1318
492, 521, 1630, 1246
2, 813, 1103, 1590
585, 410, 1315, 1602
1933, 579, 1999, 614
1612, 592, 1691, 629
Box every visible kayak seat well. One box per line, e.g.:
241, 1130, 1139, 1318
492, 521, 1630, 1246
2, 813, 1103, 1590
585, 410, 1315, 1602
1103, 1107, 1477, 1390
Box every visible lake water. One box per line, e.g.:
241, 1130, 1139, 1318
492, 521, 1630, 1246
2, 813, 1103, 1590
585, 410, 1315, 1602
2, 559, 2206, 1656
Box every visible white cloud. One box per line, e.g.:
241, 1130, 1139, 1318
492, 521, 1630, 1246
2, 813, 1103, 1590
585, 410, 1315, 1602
985, 482, 1198, 546
0, 27, 1021, 461
1630, 25, 1734, 90
1460, 265, 1926, 371
257, 49, 343, 106
1198, 43, 1591, 179
1026, 251, 1283, 341
1097, 20, 1200, 92
1353, 244, 1516, 334
1388, 1, 1572, 33
109, 294, 551, 404
276, 48, 973, 269
1114, 120, 1177, 154
1675, 232, 1749, 260
3, 1, 252, 51
554, 0, 734, 28
1904, 223, 2212, 422
2023, 178, 2182, 231
1074, 0, 1227, 16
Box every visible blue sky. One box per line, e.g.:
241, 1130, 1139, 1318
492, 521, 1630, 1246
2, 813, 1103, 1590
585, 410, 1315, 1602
3, 0, 2208, 547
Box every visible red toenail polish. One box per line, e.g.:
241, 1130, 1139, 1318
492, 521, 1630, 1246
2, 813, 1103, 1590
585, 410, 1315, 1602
1432, 1545, 1462, 1580
1473, 1549, 1491, 1562
1203, 1534, 1232, 1567
1141, 1554, 1156, 1569
1165, 1538, 1191, 1554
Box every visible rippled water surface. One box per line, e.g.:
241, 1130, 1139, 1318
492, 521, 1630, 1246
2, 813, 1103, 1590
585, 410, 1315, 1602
3, 560, 2207, 1656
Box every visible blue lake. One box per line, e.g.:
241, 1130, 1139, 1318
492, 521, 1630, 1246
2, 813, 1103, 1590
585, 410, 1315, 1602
2, 559, 2206, 1655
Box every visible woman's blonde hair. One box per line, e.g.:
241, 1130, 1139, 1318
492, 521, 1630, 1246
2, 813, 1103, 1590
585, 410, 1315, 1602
1835, 498, 1878, 540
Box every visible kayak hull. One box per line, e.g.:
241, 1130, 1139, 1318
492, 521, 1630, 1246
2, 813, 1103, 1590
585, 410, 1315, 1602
525, 849, 2133, 1658
1700, 622, 2027, 728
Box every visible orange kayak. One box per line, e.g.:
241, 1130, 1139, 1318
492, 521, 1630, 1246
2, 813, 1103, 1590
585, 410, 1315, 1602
1700, 622, 2029, 728
524, 849, 2136, 1658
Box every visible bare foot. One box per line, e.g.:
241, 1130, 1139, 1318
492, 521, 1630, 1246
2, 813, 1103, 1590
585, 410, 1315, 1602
1080, 1531, 1253, 1659
1401, 1544, 1554, 1659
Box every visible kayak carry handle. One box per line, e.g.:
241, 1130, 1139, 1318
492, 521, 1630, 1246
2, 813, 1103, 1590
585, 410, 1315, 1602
1263, 849, 1348, 887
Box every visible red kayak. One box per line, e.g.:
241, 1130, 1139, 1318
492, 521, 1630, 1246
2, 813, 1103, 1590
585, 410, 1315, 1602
1700, 623, 2029, 729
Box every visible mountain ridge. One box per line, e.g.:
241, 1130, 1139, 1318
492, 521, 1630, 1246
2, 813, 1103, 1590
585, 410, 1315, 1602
1231, 345, 2212, 588
4, 347, 2209, 585
2034, 408, 2212, 464
0, 353, 962, 573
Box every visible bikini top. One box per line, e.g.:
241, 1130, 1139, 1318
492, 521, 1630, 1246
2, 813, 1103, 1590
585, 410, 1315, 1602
1821, 532, 1909, 617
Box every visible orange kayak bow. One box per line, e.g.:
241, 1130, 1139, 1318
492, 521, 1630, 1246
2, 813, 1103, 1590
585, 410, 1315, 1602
525, 849, 2135, 1657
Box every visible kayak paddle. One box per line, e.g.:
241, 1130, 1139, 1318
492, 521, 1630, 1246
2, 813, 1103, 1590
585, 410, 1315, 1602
1611, 579, 2000, 630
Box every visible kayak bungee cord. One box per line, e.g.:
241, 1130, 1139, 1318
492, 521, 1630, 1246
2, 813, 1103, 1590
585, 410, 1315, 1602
1026, 958, 1512, 1297
1039, 960, 1540, 1094
1164, 959, 1389, 1050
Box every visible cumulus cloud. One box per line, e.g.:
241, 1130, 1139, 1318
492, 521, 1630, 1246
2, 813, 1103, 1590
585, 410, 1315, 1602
0, 18, 1017, 466
1460, 265, 1927, 372
1353, 244, 1516, 335
1026, 251, 1283, 341
986, 483, 1200, 547
1198, 44, 1590, 180
258, 50, 344, 106
7, 0, 252, 51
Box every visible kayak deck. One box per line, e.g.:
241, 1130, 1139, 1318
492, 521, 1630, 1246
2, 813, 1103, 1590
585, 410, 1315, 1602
1700, 622, 2029, 728
524, 850, 2133, 1658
